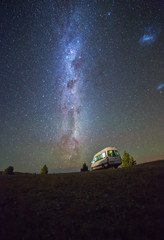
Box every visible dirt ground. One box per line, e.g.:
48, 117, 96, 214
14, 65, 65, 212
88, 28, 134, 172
0, 160, 164, 240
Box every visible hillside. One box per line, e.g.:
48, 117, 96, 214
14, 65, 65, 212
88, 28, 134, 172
0, 160, 164, 240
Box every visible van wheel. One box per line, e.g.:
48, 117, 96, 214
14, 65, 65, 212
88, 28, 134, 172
114, 166, 118, 169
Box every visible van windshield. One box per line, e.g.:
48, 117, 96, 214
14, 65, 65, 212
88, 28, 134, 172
108, 150, 119, 157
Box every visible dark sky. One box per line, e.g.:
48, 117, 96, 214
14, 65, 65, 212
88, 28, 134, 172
1, 0, 164, 172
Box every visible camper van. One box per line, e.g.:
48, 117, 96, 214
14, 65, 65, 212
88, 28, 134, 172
91, 147, 122, 170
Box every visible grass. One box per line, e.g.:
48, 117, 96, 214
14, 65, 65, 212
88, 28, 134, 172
0, 160, 164, 240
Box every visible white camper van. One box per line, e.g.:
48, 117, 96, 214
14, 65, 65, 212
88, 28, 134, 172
91, 147, 122, 170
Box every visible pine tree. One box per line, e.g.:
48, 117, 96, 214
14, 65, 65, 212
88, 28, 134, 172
81, 163, 88, 172
41, 164, 48, 174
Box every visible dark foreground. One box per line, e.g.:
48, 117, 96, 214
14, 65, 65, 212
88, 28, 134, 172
0, 160, 164, 240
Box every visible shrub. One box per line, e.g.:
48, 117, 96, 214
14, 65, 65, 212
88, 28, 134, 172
3, 166, 14, 175
41, 164, 48, 174
81, 163, 88, 172
121, 151, 136, 167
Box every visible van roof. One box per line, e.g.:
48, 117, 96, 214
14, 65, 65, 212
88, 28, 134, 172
93, 147, 118, 157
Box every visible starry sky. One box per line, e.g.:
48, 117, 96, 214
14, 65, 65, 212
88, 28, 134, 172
1, 0, 164, 173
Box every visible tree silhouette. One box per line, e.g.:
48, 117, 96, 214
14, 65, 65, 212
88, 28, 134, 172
81, 163, 88, 172
41, 164, 48, 174
3, 166, 14, 175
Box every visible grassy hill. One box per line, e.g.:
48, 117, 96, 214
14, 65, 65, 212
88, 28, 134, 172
0, 160, 164, 240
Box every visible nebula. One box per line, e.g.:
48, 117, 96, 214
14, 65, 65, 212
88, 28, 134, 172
157, 83, 164, 91
139, 25, 161, 46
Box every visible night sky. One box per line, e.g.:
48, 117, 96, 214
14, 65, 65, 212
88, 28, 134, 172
1, 0, 164, 173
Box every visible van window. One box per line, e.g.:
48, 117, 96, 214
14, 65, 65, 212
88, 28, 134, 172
101, 152, 106, 158
113, 150, 119, 156
95, 152, 106, 162
95, 156, 98, 162
108, 150, 120, 157
108, 150, 113, 157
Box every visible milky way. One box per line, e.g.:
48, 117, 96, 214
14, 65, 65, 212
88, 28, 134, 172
57, 6, 84, 167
